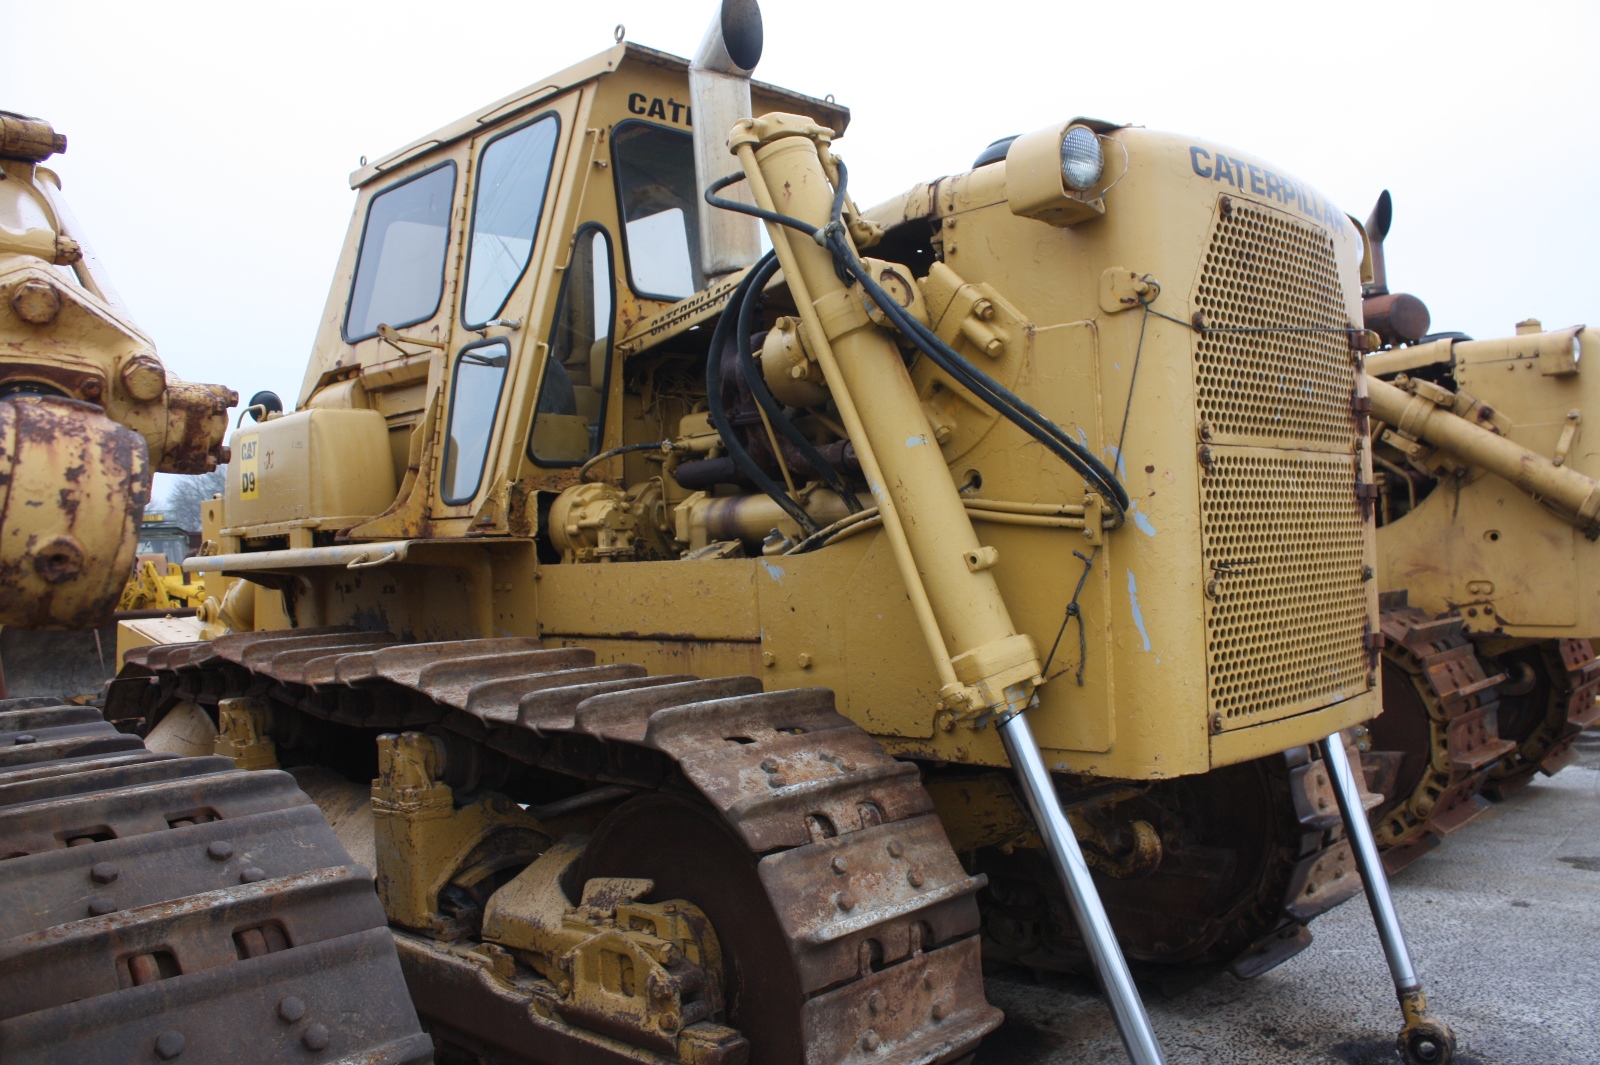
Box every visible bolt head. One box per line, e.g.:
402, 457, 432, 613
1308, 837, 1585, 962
831, 857, 848, 874
240, 867, 266, 883
932, 1001, 949, 1021
154, 1030, 186, 1060
90, 862, 119, 884
120, 354, 168, 401
10, 279, 61, 325
88, 895, 118, 916
277, 996, 306, 1023
862, 1029, 880, 1051
868, 991, 883, 1015
13, 734, 35, 745
907, 869, 925, 888
837, 891, 856, 912
302, 1023, 330, 1051
206, 840, 234, 861
887, 841, 904, 859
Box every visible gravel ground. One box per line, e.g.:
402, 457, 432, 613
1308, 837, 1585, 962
976, 730, 1600, 1065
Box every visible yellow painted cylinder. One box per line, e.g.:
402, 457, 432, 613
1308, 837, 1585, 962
1369, 375, 1600, 534
746, 126, 1038, 696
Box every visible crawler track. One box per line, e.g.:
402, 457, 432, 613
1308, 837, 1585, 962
0, 697, 429, 1065
1482, 637, 1600, 797
115, 629, 1000, 1065
1367, 594, 1516, 871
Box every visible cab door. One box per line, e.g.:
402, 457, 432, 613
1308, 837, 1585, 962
431, 93, 579, 521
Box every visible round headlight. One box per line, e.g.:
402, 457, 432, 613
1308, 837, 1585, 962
1060, 126, 1104, 191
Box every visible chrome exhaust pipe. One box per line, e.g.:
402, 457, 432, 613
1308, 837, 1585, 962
690, 0, 765, 280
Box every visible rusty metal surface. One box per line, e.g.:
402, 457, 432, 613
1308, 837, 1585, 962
0, 396, 149, 629
0, 703, 428, 1063
131, 630, 997, 1065
1368, 594, 1516, 871
1485, 637, 1600, 795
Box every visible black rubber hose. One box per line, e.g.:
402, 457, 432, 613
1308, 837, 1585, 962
705, 167, 1129, 520
703, 259, 820, 536
734, 253, 864, 513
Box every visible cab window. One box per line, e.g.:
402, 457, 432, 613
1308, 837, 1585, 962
612, 122, 701, 300
344, 163, 456, 342
529, 226, 615, 465
462, 115, 561, 327
440, 338, 511, 503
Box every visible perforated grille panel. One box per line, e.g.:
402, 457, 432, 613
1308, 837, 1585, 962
1201, 451, 1370, 722
1194, 201, 1354, 446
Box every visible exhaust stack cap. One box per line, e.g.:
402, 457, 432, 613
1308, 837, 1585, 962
689, 0, 766, 281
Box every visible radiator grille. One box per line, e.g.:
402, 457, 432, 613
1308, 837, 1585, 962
1194, 200, 1354, 446
1201, 449, 1371, 722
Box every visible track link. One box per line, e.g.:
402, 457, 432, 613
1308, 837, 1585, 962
1484, 637, 1600, 795
118, 630, 1001, 1065
1368, 594, 1516, 871
0, 697, 430, 1065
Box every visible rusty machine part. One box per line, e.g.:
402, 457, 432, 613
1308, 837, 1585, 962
0, 694, 429, 1064
103, 4, 1468, 1060
110, 628, 1001, 1065
0, 113, 235, 634
1363, 190, 1600, 843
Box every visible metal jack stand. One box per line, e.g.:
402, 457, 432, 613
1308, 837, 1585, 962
1321, 732, 1457, 1065
1001, 709, 1167, 1065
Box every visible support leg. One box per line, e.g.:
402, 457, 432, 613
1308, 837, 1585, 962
1321, 732, 1456, 1065
1001, 710, 1166, 1065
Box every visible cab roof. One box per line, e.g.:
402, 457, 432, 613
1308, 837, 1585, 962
348, 41, 851, 189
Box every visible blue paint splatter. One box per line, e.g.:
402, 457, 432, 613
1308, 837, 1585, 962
761, 560, 786, 583
906, 434, 928, 448
1104, 444, 1128, 480
1075, 426, 1090, 447
1127, 569, 1151, 652
1129, 501, 1157, 537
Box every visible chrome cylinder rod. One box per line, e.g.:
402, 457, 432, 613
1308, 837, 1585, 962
1000, 710, 1166, 1065
1320, 732, 1419, 990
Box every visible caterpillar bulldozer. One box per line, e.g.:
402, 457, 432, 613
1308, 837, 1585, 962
89, 3, 1462, 1062
0, 115, 430, 1062
1355, 191, 1600, 870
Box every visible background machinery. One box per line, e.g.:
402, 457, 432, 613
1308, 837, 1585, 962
0, 114, 428, 1063
1356, 191, 1600, 869
102, 4, 1454, 1063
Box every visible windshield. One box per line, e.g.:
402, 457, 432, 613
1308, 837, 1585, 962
462, 116, 561, 327
344, 163, 456, 342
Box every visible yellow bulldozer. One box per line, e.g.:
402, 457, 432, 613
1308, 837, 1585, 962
1353, 191, 1600, 869
11, 4, 1472, 1062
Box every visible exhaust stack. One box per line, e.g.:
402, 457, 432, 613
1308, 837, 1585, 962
690, 0, 764, 280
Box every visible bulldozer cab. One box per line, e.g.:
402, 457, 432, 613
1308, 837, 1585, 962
285, 44, 845, 540
135, 513, 191, 568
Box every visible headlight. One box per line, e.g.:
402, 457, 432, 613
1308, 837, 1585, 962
1060, 126, 1104, 190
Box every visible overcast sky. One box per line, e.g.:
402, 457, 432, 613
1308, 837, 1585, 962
6, 1, 1597, 504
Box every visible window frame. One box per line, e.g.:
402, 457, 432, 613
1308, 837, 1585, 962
459, 110, 563, 330
439, 334, 513, 505
609, 118, 702, 303
527, 222, 619, 469
341, 159, 458, 344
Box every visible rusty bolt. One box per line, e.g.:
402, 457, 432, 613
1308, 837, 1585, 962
302, 1024, 330, 1051
932, 1001, 949, 1021
53, 236, 82, 265
868, 991, 884, 1015
1209, 713, 1225, 735
923, 972, 935, 991
837, 890, 857, 912
121, 354, 167, 401
887, 840, 904, 859
862, 1030, 880, 1051
14, 734, 35, 745
759, 758, 779, 773
206, 840, 234, 861
277, 996, 306, 1023
87, 895, 118, 916
80, 376, 103, 402
154, 1030, 186, 1060
9, 279, 60, 325
831, 857, 848, 874
240, 867, 266, 883
907, 868, 926, 888
90, 862, 119, 884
